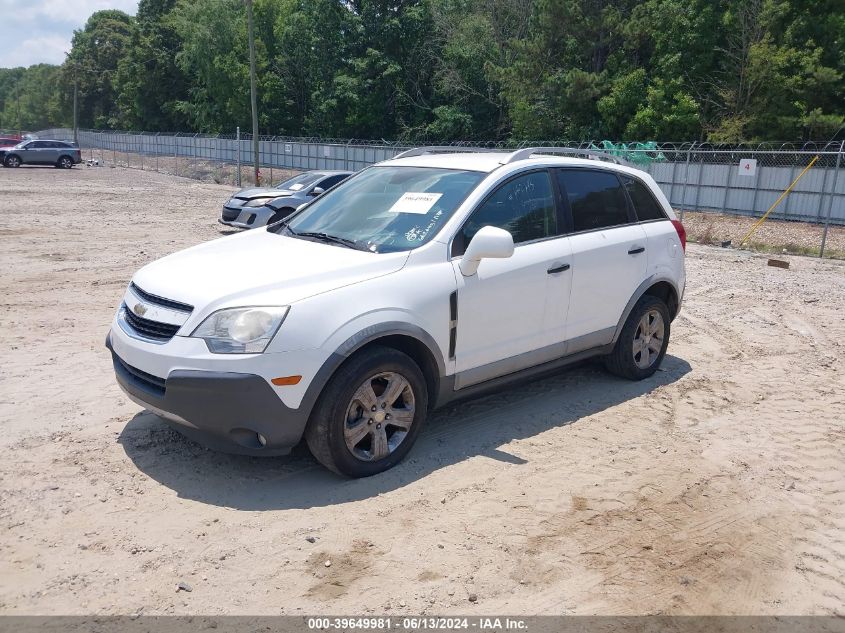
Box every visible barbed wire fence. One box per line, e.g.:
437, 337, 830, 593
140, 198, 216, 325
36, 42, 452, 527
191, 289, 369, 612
11, 128, 845, 256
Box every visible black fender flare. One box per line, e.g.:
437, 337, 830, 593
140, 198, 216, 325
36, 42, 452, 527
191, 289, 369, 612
611, 275, 682, 346
298, 322, 446, 421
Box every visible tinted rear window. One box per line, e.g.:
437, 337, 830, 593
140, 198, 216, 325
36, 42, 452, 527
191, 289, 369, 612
556, 169, 630, 232
624, 177, 667, 221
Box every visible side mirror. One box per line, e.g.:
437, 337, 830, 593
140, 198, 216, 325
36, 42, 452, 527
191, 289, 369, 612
309, 187, 325, 197
459, 226, 514, 276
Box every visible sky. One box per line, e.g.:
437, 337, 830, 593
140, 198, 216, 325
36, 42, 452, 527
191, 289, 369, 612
0, 0, 139, 68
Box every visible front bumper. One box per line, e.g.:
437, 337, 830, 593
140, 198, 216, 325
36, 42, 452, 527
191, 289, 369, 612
107, 334, 310, 456
219, 204, 274, 229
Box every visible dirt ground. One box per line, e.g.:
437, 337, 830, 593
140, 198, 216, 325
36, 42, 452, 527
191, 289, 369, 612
681, 210, 845, 259
0, 164, 843, 616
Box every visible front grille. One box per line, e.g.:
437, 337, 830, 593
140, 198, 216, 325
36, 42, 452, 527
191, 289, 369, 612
130, 282, 193, 313
222, 208, 240, 221
123, 307, 181, 341
113, 353, 166, 396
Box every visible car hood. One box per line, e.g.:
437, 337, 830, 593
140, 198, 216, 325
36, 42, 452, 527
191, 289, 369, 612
233, 187, 296, 200
131, 230, 408, 311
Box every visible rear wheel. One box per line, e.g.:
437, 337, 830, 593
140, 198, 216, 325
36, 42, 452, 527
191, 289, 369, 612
57, 156, 74, 169
604, 294, 670, 380
4, 155, 20, 168
305, 346, 428, 477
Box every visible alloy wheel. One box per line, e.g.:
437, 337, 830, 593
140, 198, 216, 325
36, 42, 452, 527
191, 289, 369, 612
344, 371, 415, 461
633, 309, 665, 369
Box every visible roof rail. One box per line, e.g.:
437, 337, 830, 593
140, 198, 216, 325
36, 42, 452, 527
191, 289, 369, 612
391, 146, 502, 160
502, 147, 628, 165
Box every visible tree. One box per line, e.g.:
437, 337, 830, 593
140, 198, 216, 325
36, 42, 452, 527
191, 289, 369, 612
167, 0, 251, 131
0, 65, 68, 130
5, 0, 842, 142
64, 10, 136, 128
114, 0, 190, 130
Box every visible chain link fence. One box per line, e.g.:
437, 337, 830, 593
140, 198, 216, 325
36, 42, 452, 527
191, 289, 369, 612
17, 128, 845, 256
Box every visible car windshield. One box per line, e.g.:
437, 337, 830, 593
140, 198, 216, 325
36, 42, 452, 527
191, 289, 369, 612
281, 166, 485, 253
14, 141, 28, 149
275, 172, 324, 191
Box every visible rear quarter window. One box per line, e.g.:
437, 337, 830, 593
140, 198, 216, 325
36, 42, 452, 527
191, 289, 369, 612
623, 176, 668, 221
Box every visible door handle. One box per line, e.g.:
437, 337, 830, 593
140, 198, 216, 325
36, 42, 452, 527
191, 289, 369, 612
547, 263, 571, 274
628, 246, 645, 255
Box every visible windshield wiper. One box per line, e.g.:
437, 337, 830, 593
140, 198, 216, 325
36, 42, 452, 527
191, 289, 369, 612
286, 227, 369, 251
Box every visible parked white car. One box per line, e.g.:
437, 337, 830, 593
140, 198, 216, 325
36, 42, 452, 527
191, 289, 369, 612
107, 147, 686, 477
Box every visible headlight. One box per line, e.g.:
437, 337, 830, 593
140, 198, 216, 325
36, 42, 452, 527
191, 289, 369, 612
243, 198, 274, 208
191, 306, 289, 353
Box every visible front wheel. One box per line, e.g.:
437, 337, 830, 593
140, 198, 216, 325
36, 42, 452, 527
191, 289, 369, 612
4, 155, 21, 168
604, 295, 670, 380
305, 346, 428, 477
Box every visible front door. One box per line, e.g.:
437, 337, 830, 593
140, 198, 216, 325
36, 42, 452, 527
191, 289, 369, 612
451, 170, 573, 388
17, 141, 38, 163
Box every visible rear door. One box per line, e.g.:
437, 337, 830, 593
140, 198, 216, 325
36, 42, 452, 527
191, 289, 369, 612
45, 142, 63, 163
555, 168, 648, 352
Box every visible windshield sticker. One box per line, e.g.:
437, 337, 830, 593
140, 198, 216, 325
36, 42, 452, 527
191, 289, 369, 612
389, 192, 443, 214
289, 183, 305, 191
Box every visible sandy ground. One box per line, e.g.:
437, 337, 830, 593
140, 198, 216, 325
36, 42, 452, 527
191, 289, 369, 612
0, 164, 843, 616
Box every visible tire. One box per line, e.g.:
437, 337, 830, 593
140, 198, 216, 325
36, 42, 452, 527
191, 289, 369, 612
57, 156, 74, 169
4, 155, 21, 168
267, 207, 294, 226
305, 346, 428, 477
604, 294, 670, 380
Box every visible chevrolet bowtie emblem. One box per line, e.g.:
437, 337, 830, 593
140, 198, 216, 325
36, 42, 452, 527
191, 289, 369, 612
133, 302, 148, 317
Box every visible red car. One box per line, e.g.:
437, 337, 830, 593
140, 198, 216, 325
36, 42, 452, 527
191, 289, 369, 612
0, 138, 19, 163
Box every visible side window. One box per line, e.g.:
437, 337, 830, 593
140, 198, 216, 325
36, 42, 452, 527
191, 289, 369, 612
319, 175, 347, 190
556, 169, 631, 232
623, 176, 667, 221
458, 171, 556, 252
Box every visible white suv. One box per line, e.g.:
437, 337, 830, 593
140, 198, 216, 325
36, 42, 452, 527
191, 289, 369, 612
107, 147, 686, 477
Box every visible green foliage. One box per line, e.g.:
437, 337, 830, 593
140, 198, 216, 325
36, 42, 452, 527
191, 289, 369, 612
64, 10, 136, 128
115, 0, 189, 130
0, 65, 67, 130
4, 0, 843, 142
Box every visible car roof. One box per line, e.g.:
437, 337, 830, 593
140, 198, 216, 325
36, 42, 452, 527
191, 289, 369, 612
21, 139, 71, 144
382, 151, 646, 177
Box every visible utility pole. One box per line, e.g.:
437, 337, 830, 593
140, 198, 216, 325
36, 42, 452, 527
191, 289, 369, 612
245, 0, 260, 185
73, 79, 78, 145
16, 89, 21, 138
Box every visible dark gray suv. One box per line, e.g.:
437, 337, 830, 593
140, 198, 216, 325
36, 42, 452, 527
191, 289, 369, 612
3, 140, 82, 168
